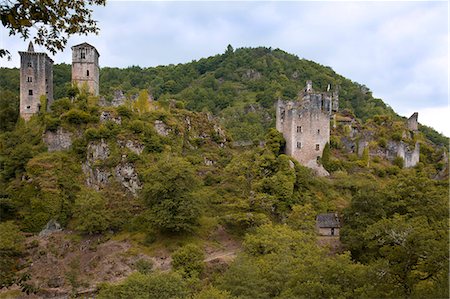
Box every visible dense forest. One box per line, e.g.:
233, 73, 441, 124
0, 46, 448, 298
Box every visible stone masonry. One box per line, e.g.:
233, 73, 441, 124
71, 42, 100, 96
276, 81, 338, 175
18, 42, 53, 120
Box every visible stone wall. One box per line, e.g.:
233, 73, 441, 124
317, 227, 340, 236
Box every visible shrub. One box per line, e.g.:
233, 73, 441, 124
172, 244, 205, 278
61, 109, 92, 125
134, 259, 153, 274
97, 272, 187, 299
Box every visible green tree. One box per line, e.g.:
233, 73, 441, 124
0, 221, 24, 288
133, 89, 151, 115
1, 0, 106, 59
141, 155, 201, 233
72, 189, 110, 234
286, 203, 316, 234
265, 128, 285, 156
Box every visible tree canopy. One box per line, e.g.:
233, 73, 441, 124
0, 0, 106, 59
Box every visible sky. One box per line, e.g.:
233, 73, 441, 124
1, 1, 448, 136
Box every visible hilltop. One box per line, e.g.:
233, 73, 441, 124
0, 47, 448, 298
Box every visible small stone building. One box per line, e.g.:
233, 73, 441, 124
18, 42, 53, 120
316, 212, 341, 236
276, 81, 338, 175
71, 42, 100, 96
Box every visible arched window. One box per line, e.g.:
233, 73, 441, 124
86, 70, 89, 76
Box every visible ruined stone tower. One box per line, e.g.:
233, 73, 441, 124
71, 42, 100, 96
407, 112, 418, 131
276, 81, 338, 175
18, 42, 53, 120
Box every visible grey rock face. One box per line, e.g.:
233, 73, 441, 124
87, 139, 110, 161
242, 69, 262, 80
115, 163, 141, 196
39, 219, 62, 236
43, 127, 73, 152
118, 139, 144, 155
111, 90, 126, 107
83, 139, 111, 189
154, 120, 170, 136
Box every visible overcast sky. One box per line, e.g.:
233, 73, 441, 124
1, 1, 448, 136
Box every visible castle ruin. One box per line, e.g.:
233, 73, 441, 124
18, 42, 53, 120
276, 81, 338, 175
71, 42, 100, 96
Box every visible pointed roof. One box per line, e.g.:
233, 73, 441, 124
27, 41, 34, 52
71, 42, 100, 57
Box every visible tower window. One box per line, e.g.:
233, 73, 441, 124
28, 90, 33, 95
27, 77, 32, 82
297, 142, 302, 149
27, 62, 32, 68
317, 129, 320, 134
81, 50, 86, 59
315, 144, 320, 151
26, 106, 31, 109
86, 70, 89, 76
297, 126, 302, 133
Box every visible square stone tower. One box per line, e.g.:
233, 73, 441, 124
276, 81, 338, 175
19, 42, 53, 121
71, 42, 100, 96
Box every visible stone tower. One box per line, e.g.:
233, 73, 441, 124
18, 42, 53, 120
71, 42, 100, 96
276, 81, 338, 175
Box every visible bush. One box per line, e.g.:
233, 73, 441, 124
172, 244, 205, 278
393, 156, 404, 168
134, 259, 153, 274
97, 272, 187, 299
61, 109, 92, 125
116, 105, 133, 118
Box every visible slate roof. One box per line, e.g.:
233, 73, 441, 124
316, 213, 341, 228
71, 42, 100, 57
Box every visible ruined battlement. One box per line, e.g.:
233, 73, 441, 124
276, 81, 338, 175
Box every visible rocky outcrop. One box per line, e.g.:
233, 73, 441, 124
43, 127, 73, 152
83, 139, 111, 190
39, 219, 62, 237
242, 69, 262, 80
115, 163, 141, 196
111, 90, 126, 107
118, 139, 144, 155
305, 160, 330, 177
154, 120, 170, 136
100, 111, 121, 124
